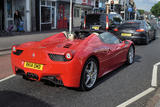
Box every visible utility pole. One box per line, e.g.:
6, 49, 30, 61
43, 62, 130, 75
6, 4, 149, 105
124, 0, 126, 21
105, 0, 110, 14
69, 0, 72, 34
135, 9, 137, 20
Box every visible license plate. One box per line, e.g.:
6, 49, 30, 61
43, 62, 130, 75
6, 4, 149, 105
24, 62, 43, 70
92, 26, 100, 30
121, 33, 132, 37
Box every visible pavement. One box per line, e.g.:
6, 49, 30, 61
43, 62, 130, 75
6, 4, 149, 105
0, 28, 160, 107
0, 31, 61, 51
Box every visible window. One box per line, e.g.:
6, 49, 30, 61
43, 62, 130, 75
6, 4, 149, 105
74, 8, 80, 18
41, 0, 45, 5
99, 32, 121, 44
41, 7, 51, 23
52, 2, 55, 6
7, 0, 12, 18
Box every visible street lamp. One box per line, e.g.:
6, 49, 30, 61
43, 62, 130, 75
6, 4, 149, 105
124, 0, 126, 21
69, 0, 72, 34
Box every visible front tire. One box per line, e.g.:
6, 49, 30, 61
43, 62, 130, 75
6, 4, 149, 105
80, 58, 98, 91
126, 46, 135, 65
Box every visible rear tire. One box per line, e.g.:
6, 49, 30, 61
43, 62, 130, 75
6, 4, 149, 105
153, 30, 156, 40
126, 45, 135, 65
80, 58, 98, 91
144, 35, 149, 45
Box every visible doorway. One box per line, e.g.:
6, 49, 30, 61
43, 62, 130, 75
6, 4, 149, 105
57, 5, 68, 29
0, 0, 4, 31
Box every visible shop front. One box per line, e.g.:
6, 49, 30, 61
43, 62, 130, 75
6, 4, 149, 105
0, 0, 4, 32
4, 0, 31, 32
40, 0, 57, 31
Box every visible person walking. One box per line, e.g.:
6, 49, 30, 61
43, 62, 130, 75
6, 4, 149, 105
14, 10, 22, 32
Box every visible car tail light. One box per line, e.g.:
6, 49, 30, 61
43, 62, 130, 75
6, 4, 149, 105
65, 52, 73, 60
136, 29, 145, 32
84, 16, 86, 29
12, 45, 23, 55
114, 28, 118, 32
12, 45, 16, 52
106, 16, 109, 30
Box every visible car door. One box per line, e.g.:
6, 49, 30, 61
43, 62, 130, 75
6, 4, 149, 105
99, 32, 127, 73
107, 33, 127, 68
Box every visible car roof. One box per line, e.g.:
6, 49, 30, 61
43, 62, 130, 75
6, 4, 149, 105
125, 20, 145, 24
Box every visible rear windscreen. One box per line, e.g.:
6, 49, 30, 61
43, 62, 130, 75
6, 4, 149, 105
86, 14, 106, 27
120, 22, 141, 29
86, 14, 100, 25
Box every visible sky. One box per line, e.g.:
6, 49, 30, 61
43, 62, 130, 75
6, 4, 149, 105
134, 0, 160, 11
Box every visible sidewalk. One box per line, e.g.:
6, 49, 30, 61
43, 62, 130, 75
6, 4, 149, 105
0, 28, 78, 51
146, 88, 160, 107
0, 32, 57, 51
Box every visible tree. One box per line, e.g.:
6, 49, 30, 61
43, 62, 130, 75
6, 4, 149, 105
137, 9, 145, 15
151, 1, 160, 17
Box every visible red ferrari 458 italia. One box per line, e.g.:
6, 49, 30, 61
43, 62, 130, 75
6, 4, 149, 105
11, 31, 135, 91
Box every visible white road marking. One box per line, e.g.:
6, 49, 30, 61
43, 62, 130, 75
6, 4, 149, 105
117, 62, 160, 107
151, 62, 160, 87
0, 50, 11, 56
0, 74, 16, 82
117, 88, 155, 107
152, 65, 158, 87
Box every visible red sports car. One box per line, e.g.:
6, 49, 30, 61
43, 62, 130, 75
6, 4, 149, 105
11, 31, 135, 91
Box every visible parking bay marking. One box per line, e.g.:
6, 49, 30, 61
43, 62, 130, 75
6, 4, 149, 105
0, 74, 15, 82
0, 63, 160, 107
117, 62, 160, 107
117, 88, 155, 107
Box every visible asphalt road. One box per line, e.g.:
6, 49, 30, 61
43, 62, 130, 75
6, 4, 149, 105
0, 30, 160, 107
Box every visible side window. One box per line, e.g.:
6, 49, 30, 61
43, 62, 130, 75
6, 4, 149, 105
145, 22, 151, 30
99, 32, 121, 44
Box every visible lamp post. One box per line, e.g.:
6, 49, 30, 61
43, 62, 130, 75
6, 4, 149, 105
69, 0, 72, 34
124, 0, 126, 21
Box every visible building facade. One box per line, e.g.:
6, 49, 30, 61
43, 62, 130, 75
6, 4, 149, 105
1, 0, 32, 32
73, 0, 94, 27
0, 0, 107, 32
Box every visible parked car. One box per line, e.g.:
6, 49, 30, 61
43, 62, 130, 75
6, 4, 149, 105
81, 13, 123, 31
113, 20, 156, 44
11, 31, 135, 91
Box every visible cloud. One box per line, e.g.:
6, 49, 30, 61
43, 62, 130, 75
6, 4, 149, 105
134, 0, 160, 11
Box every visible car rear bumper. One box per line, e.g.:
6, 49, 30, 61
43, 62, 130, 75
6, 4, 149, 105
119, 33, 147, 44
11, 52, 83, 88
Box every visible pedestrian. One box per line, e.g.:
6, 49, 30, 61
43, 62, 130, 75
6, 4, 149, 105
14, 10, 22, 32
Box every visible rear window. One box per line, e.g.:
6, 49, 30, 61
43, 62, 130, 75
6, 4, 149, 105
86, 14, 106, 26
120, 22, 141, 28
86, 14, 100, 25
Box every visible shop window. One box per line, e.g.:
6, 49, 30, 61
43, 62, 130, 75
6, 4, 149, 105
74, 8, 80, 18
52, 2, 55, 6
41, 0, 45, 5
41, 7, 51, 23
47, 1, 51, 6
7, 0, 12, 18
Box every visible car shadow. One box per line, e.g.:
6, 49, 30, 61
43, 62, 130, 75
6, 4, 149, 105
95, 64, 128, 88
134, 55, 142, 62
95, 55, 142, 89
0, 90, 52, 107
42, 55, 142, 91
